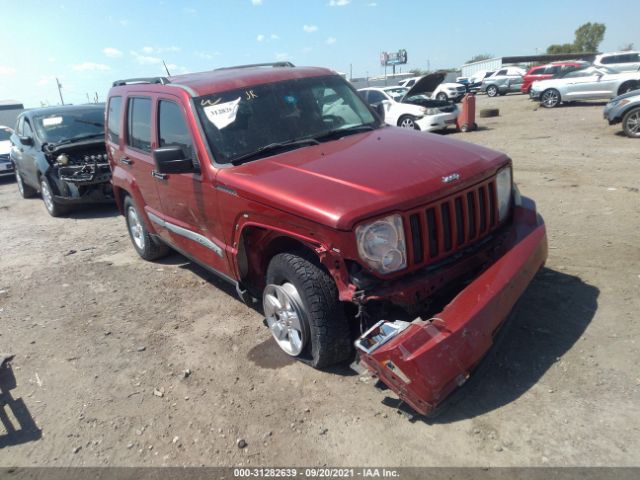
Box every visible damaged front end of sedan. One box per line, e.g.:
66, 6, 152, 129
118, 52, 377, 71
42, 139, 113, 204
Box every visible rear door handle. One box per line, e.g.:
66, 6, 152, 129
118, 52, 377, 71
151, 170, 167, 180
119, 156, 133, 166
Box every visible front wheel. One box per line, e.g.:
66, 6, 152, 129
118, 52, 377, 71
541, 88, 560, 108
436, 92, 448, 101
16, 169, 37, 198
398, 115, 420, 130
124, 196, 170, 260
622, 107, 640, 138
264, 252, 352, 369
40, 177, 68, 217
486, 85, 498, 97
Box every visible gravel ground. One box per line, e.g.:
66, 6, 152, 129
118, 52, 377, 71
0, 94, 639, 467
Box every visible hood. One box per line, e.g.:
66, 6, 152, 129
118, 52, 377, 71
0, 140, 11, 155
405, 72, 446, 97
439, 82, 465, 89
610, 89, 640, 103
218, 128, 509, 230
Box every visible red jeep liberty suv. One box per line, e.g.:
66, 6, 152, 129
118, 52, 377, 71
106, 63, 548, 415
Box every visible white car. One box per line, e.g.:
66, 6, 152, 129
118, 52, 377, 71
594, 51, 640, 73
0, 125, 15, 178
531, 66, 640, 108
359, 76, 459, 131
398, 75, 466, 102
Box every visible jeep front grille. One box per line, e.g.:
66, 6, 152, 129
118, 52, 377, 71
406, 178, 499, 267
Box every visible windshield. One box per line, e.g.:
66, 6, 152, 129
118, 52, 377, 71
195, 75, 377, 164
384, 87, 409, 101
0, 127, 11, 141
33, 107, 105, 144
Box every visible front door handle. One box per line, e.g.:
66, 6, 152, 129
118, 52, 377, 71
119, 156, 133, 166
151, 170, 167, 180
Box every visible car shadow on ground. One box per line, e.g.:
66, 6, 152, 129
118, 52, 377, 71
0, 356, 42, 448
0, 176, 16, 186
65, 203, 120, 220
403, 267, 599, 424
562, 101, 608, 108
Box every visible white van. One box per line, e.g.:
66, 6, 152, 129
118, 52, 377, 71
594, 51, 640, 72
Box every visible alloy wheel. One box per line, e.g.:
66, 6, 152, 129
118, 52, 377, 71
625, 111, 640, 136
400, 117, 416, 129
127, 206, 146, 250
40, 180, 54, 214
263, 282, 310, 356
16, 171, 24, 196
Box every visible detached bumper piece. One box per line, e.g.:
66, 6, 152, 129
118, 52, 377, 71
356, 201, 548, 416
58, 163, 111, 185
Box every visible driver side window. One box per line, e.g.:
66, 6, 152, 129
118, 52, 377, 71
23, 119, 33, 138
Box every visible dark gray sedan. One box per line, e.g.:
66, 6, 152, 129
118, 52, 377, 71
604, 90, 640, 138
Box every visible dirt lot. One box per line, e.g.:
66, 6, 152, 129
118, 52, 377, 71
0, 94, 639, 467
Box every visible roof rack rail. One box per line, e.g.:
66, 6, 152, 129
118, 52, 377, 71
112, 77, 170, 87
215, 62, 295, 71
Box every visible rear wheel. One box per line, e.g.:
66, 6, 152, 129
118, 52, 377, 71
264, 252, 352, 369
622, 107, 640, 138
398, 115, 419, 130
486, 85, 498, 97
15, 170, 36, 198
541, 88, 561, 108
619, 81, 638, 96
40, 177, 69, 217
124, 196, 170, 260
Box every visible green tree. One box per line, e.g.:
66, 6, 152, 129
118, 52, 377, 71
574, 22, 606, 52
620, 43, 635, 51
546, 43, 580, 54
465, 54, 493, 64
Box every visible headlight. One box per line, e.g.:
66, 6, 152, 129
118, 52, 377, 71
425, 108, 439, 115
356, 214, 406, 274
496, 167, 512, 222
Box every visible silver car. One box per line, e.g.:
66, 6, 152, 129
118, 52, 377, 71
531, 66, 640, 108
603, 90, 640, 138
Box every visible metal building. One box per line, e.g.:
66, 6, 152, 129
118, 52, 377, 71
461, 53, 598, 78
0, 100, 25, 129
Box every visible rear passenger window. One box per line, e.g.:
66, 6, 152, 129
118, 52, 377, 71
107, 96, 122, 144
127, 97, 152, 152
158, 100, 194, 159
545, 66, 560, 75
531, 67, 545, 75
601, 55, 617, 65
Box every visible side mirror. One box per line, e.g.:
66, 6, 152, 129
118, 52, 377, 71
19, 135, 33, 146
373, 103, 385, 121
153, 146, 197, 174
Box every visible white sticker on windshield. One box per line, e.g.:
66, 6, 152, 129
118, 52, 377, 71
42, 116, 63, 127
203, 97, 241, 130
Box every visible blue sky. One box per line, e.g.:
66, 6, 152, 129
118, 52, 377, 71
0, 0, 638, 107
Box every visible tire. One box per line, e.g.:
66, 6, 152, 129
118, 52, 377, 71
15, 169, 37, 198
486, 85, 498, 97
459, 123, 469, 132
40, 177, 69, 217
398, 115, 420, 130
618, 81, 638, 96
123, 196, 170, 260
436, 92, 448, 101
264, 252, 352, 369
622, 107, 640, 138
541, 88, 561, 108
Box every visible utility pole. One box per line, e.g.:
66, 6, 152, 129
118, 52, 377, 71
349, 63, 352, 81
94, 92, 99, 103
56, 78, 64, 105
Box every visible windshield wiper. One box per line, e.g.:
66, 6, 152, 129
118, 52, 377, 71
230, 138, 320, 165
54, 133, 104, 146
312, 124, 376, 142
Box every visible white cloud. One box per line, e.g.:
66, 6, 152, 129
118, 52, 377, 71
195, 51, 221, 60
36, 75, 56, 86
251, 0, 263, 5
275, 52, 289, 61
303, 24, 318, 33
257, 34, 266, 42
270, 34, 280, 40
130, 51, 163, 65
141, 46, 180, 54
0, 65, 17, 75
119, 19, 129, 27
326, 36, 337, 45
103, 47, 123, 58
48, 57, 56, 63
328, 0, 350, 6
73, 62, 110, 71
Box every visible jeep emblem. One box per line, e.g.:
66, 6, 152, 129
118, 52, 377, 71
442, 173, 461, 183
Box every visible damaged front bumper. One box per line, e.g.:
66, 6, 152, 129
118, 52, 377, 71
50, 164, 113, 204
355, 196, 548, 416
